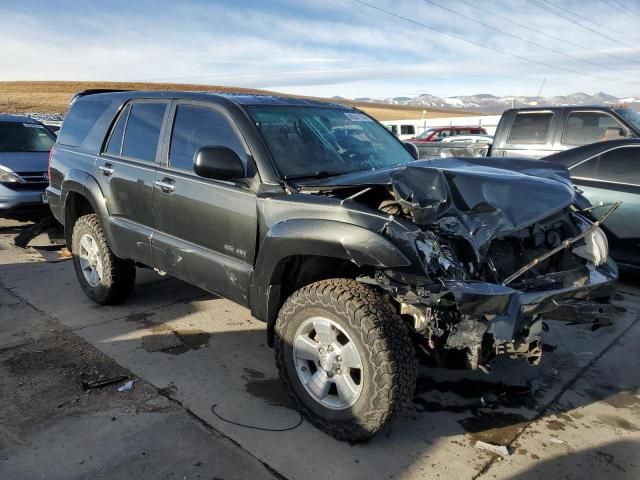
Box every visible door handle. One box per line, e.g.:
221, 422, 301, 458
154, 178, 176, 193
99, 164, 114, 176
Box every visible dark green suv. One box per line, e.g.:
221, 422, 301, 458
48, 90, 620, 441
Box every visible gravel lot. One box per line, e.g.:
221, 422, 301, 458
1, 217, 639, 480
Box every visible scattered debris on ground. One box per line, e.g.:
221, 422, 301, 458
0, 325, 170, 441
81, 375, 129, 391
474, 440, 511, 458
118, 380, 137, 392
12, 215, 63, 249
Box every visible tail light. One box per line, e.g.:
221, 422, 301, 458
47, 145, 55, 183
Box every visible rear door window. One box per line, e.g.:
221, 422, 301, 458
562, 111, 629, 146
58, 100, 111, 147
169, 104, 248, 173
507, 112, 554, 145
597, 147, 640, 185
569, 157, 599, 180
121, 103, 167, 162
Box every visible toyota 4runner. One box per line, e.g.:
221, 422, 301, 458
48, 90, 620, 441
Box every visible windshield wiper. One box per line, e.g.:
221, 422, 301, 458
284, 170, 350, 180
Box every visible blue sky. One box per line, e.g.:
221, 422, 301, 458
1, 0, 639, 98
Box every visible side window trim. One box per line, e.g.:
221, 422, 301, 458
100, 99, 170, 164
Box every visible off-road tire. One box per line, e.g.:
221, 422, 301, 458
71, 214, 136, 305
275, 278, 417, 441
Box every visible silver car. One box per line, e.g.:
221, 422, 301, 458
0, 115, 55, 218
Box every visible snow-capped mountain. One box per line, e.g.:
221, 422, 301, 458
353, 92, 640, 113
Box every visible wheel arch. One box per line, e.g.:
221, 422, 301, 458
62, 174, 115, 253
249, 219, 412, 346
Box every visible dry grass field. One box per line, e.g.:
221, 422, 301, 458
0, 81, 476, 121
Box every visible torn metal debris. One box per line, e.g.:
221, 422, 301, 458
293, 157, 620, 370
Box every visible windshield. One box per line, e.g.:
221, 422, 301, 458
0, 122, 56, 152
247, 106, 414, 179
415, 128, 436, 140
615, 108, 640, 131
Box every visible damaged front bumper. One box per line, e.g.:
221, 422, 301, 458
394, 259, 620, 368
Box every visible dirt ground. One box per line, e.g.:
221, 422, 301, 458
0, 80, 478, 120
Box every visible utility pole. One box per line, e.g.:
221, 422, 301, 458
537, 78, 546, 100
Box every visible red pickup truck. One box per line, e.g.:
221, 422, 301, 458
411, 125, 487, 142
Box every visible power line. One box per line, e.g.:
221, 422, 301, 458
423, 0, 634, 80
453, 0, 639, 71
352, 0, 636, 85
526, 0, 640, 58
600, 0, 640, 22
544, 0, 640, 43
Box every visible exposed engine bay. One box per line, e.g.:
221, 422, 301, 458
297, 158, 621, 372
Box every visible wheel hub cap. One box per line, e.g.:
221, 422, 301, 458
293, 316, 364, 410
318, 352, 335, 372
78, 233, 103, 288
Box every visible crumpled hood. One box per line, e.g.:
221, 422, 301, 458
0, 152, 49, 173
298, 157, 577, 258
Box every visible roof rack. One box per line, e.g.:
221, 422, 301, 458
70, 89, 131, 105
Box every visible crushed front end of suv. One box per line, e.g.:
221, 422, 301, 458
48, 91, 621, 442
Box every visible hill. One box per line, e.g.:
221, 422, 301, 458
353, 91, 640, 113
0, 81, 475, 121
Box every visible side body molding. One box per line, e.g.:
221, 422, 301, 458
250, 218, 411, 322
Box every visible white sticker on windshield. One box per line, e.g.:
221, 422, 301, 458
344, 112, 372, 122
23, 123, 44, 128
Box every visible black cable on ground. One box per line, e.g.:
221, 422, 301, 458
211, 404, 303, 432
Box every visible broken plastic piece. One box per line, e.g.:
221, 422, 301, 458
81, 375, 128, 390
117, 380, 136, 392
474, 440, 511, 458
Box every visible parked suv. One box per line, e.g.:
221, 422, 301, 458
0, 114, 55, 218
49, 91, 620, 441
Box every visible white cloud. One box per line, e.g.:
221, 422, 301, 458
0, 0, 639, 98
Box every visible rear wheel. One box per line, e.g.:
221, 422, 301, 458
275, 278, 417, 441
71, 214, 135, 305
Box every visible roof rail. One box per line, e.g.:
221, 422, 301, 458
70, 89, 130, 105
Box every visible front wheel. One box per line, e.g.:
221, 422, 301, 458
275, 279, 417, 441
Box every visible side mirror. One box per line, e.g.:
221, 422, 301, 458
404, 142, 420, 160
193, 146, 245, 180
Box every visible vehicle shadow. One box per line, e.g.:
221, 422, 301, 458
1, 255, 638, 479
508, 440, 639, 479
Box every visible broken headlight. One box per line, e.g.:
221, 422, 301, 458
572, 215, 609, 266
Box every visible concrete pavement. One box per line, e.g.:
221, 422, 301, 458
1, 218, 639, 479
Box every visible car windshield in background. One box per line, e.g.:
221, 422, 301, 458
415, 128, 435, 139
247, 106, 414, 179
0, 122, 56, 152
614, 109, 640, 131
